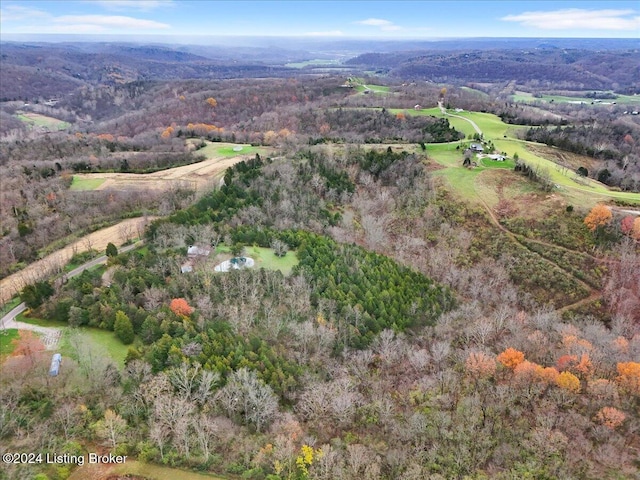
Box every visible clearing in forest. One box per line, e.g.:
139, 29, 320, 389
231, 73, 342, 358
72, 142, 271, 192
15, 112, 70, 130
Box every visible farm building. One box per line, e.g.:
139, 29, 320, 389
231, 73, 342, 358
487, 154, 506, 161
187, 245, 210, 258
469, 143, 484, 152
49, 353, 62, 376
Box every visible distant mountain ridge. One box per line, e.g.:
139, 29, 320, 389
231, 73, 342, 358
1, 38, 638, 100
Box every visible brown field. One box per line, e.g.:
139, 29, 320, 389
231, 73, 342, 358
74, 143, 269, 193
0, 217, 153, 305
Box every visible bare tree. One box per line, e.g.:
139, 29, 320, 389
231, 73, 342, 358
271, 238, 289, 257
94, 409, 127, 450
217, 368, 278, 432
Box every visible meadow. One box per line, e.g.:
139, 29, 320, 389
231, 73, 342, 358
16, 112, 70, 130
216, 245, 299, 275
70, 176, 106, 191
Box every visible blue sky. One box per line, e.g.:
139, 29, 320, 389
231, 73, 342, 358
1, 1, 639, 39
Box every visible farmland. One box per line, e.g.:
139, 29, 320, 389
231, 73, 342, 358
72, 142, 271, 192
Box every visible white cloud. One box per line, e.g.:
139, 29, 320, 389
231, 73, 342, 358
355, 17, 403, 32
54, 15, 170, 29
86, 1, 173, 11
502, 9, 640, 30
303, 30, 344, 37
0, 4, 49, 22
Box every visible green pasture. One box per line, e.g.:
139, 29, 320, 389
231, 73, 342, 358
511, 92, 640, 105
70, 176, 106, 191
397, 107, 528, 139
193, 141, 267, 159
16, 113, 70, 130
17, 312, 129, 368
246, 245, 299, 275
460, 86, 490, 98
356, 84, 390, 94
216, 245, 299, 275
478, 157, 515, 169
0, 329, 20, 357
494, 138, 640, 205
60, 327, 129, 369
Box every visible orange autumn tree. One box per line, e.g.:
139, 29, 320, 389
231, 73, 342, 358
616, 362, 640, 396
161, 126, 174, 139
170, 298, 193, 316
206, 97, 217, 107
465, 352, 497, 379
513, 360, 546, 387
537, 366, 560, 385
584, 204, 612, 232
497, 347, 525, 369
633, 217, 640, 241
594, 407, 625, 429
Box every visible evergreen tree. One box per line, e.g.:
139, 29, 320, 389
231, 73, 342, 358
114, 310, 135, 345
106, 242, 118, 257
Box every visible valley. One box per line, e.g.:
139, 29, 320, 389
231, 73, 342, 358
1, 33, 639, 480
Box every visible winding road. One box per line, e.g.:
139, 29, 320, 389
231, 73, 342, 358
0, 243, 140, 349
438, 101, 483, 135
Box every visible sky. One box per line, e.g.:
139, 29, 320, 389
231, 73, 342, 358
1, 0, 639, 40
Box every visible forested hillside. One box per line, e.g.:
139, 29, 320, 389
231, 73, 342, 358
3, 142, 639, 480
1, 40, 639, 480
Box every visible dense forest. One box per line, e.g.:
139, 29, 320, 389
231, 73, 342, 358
3, 142, 640, 480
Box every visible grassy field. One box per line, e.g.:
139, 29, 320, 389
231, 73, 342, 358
246, 246, 299, 275
511, 91, 640, 105
217, 245, 299, 275
112, 461, 227, 480
0, 329, 20, 357
193, 142, 268, 159
387, 103, 640, 206
17, 312, 129, 368
70, 176, 107, 191
494, 138, 640, 205
59, 327, 129, 368
16, 112, 70, 130
353, 82, 390, 94
17, 311, 67, 327
420, 110, 640, 206
393, 107, 529, 139
460, 86, 490, 99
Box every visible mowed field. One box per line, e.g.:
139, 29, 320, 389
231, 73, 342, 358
72, 142, 271, 192
16, 112, 70, 130
511, 91, 640, 106
397, 106, 640, 207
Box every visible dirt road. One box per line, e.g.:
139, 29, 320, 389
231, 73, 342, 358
0, 217, 151, 304
438, 101, 483, 135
